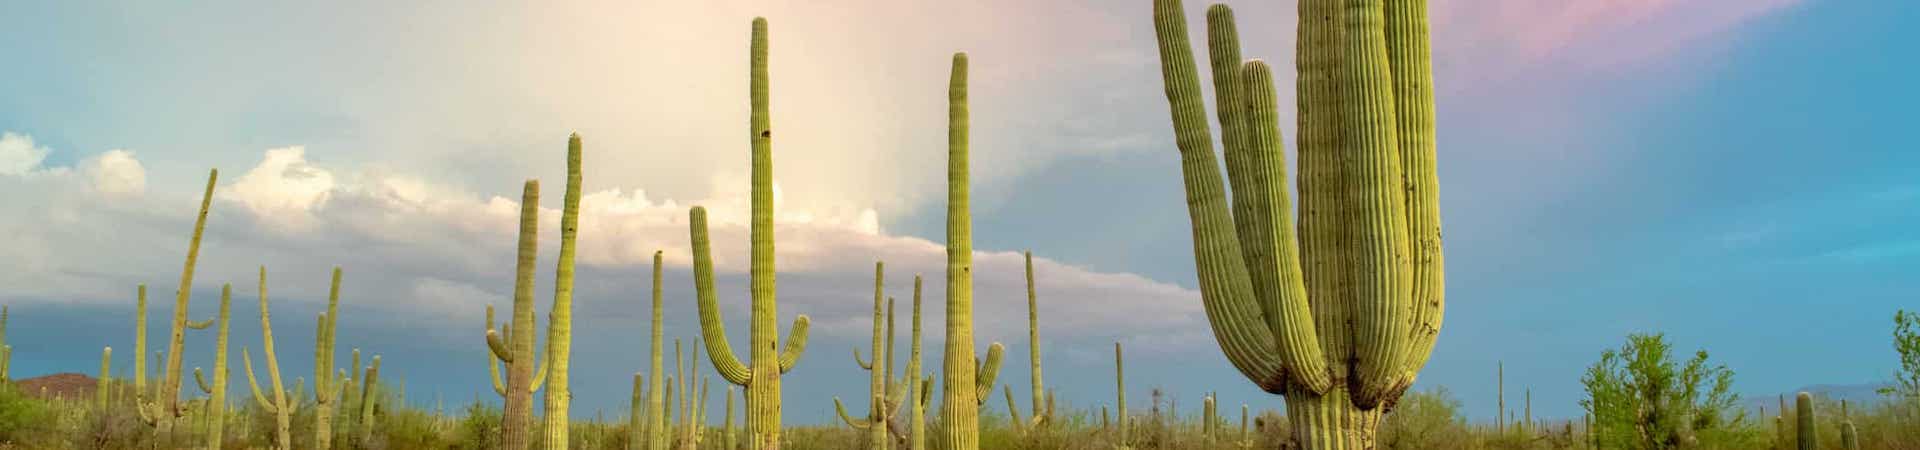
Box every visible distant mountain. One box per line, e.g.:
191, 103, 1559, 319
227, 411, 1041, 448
1742, 382, 1895, 416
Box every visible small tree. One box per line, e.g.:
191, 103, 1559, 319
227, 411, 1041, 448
1879, 310, 1919, 401
1581, 333, 1756, 449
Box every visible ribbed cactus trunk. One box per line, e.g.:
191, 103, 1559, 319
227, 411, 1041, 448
97, 347, 112, 410
937, 51, 1008, 450
1024, 251, 1049, 428
203, 284, 233, 449
1796, 392, 1815, 450
1150, 0, 1444, 447
865, 264, 888, 449
487, 180, 546, 450
314, 267, 345, 450
243, 267, 297, 450
691, 18, 813, 450
543, 132, 584, 450
359, 356, 380, 446
144, 169, 219, 434
1115, 342, 1127, 444
649, 251, 668, 450
134, 285, 148, 396
632, 373, 646, 450
906, 278, 927, 450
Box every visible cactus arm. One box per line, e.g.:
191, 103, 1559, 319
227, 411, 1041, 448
974, 343, 1004, 406
1386, 0, 1444, 395
187, 318, 215, 330
1003, 385, 1023, 430
834, 396, 874, 429
686, 206, 754, 386
854, 348, 873, 371
195, 367, 213, 394
1237, 59, 1336, 393
1148, 0, 1297, 395
529, 349, 549, 392
243, 349, 276, 412
778, 315, 810, 374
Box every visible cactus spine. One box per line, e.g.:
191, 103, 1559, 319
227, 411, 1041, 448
1150, 0, 1444, 447
139, 168, 218, 433
484, 180, 549, 450
835, 263, 907, 449
937, 51, 1008, 450
648, 250, 668, 450
689, 17, 813, 450
543, 133, 584, 450
1796, 392, 1815, 450
243, 267, 298, 450
313, 267, 346, 449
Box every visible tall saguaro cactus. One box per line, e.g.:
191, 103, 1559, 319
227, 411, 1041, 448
140, 168, 220, 433
1150, 0, 1445, 447
938, 51, 1008, 450
243, 267, 297, 450
485, 181, 550, 450
313, 267, 347, 449
648, 250, 668, 450
690, 17, 813, 450
543, 133, 585, 450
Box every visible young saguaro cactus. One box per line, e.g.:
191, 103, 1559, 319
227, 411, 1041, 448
312, 267, 348, 449
1150, 0, 1445, 447
937, 51, 1008, 450
190, 284, 234, 449
629, 372, 646, 450
243, 267, 298, 450
689, 17, 813, 450
484, 180, 551, 450
835, 263, 908, 449
1840, 400, 1859, 450
139, 168, 220, 433
1796, 392, 1815, 450
647, 250, 668, 450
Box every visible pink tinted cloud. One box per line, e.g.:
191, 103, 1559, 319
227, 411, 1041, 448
1435, 0, 1803, 75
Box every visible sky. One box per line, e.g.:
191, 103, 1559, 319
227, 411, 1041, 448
1, 0, 1916, 425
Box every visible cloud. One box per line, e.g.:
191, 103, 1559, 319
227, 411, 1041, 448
81, 149, 147, 195
223, 146, 335, 229
0, 132, 55, 176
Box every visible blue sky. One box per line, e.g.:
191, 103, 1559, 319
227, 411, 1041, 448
1, 0, 1915, 425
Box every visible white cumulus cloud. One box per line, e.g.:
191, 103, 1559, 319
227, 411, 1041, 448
81, 149, 147, 195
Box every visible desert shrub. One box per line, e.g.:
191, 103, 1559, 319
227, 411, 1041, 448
1581, 332, 1763, 449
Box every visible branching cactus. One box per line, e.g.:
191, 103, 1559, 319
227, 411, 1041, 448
937, 51, 1008, 450
648, 250, 668, 450
1150, 0, 1445, 447
834, 263, 908, 449
313, 267, 347, 449
192, 284, 234, 449
243, 267, 298, 450
484, 180, 551, 450
139, 168, 219, 433
689, 17, 813, 450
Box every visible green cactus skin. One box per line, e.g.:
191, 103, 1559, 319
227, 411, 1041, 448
1150, 0, 1443, 447
244, 267, 298, 450
543, 132, 584, 450
1796, 392, 1815, 450
359, 356, 381, 446
314, 267, 346, 450
689, 17, 813, 450
937, 51, 1009, 450
135, 285, 148, 395
648, 250, 668, 450
97, 347, 112, 410
139, 169, 219, 434
486, 180, 549, 450
1115, 342, 1127, 444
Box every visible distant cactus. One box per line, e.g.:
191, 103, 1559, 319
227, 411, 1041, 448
359, 355, 381, 446
191, 284, 234, 449
0, 306, 9, 382
1115, 342, 1128, 445
312, 267, 348, 449
1008, 251, 1053, 430
243, 267, 298, 450
937, 51, 1007, 450
905, 277, 930, 450
689, 17, 813, 450
631, 373, 646, 450
835, 263, 908, 449
1841, 399, 1858, 450
1796, 392, 1815, 450
1150, 0, 1445, 447
97, 347, 112, 410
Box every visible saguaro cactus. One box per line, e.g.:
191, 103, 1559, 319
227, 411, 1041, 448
543, 133, 585, 450
937, 51, 1008, 450
139, 168, 220, 433
1796, 392, 1815, 450
1005, 251, 1053, 430
243, 267, 298, 450
1115, 342, 1128, 444
359, 356, 381, 445
313, 268, 347, 449
98, 347, 112, 410
191, 284, 234, 449
690, 17, 813, 450
630, 373, 646, 450
835, 263, 907, 449
484, 180, 550, 450
722, 387, 736, 450
1150, 0, 1445, 447
905, 277, 930, 450
648, 250, 668, 450
0, 306, 9, 382
1840, 400, 1858, 450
